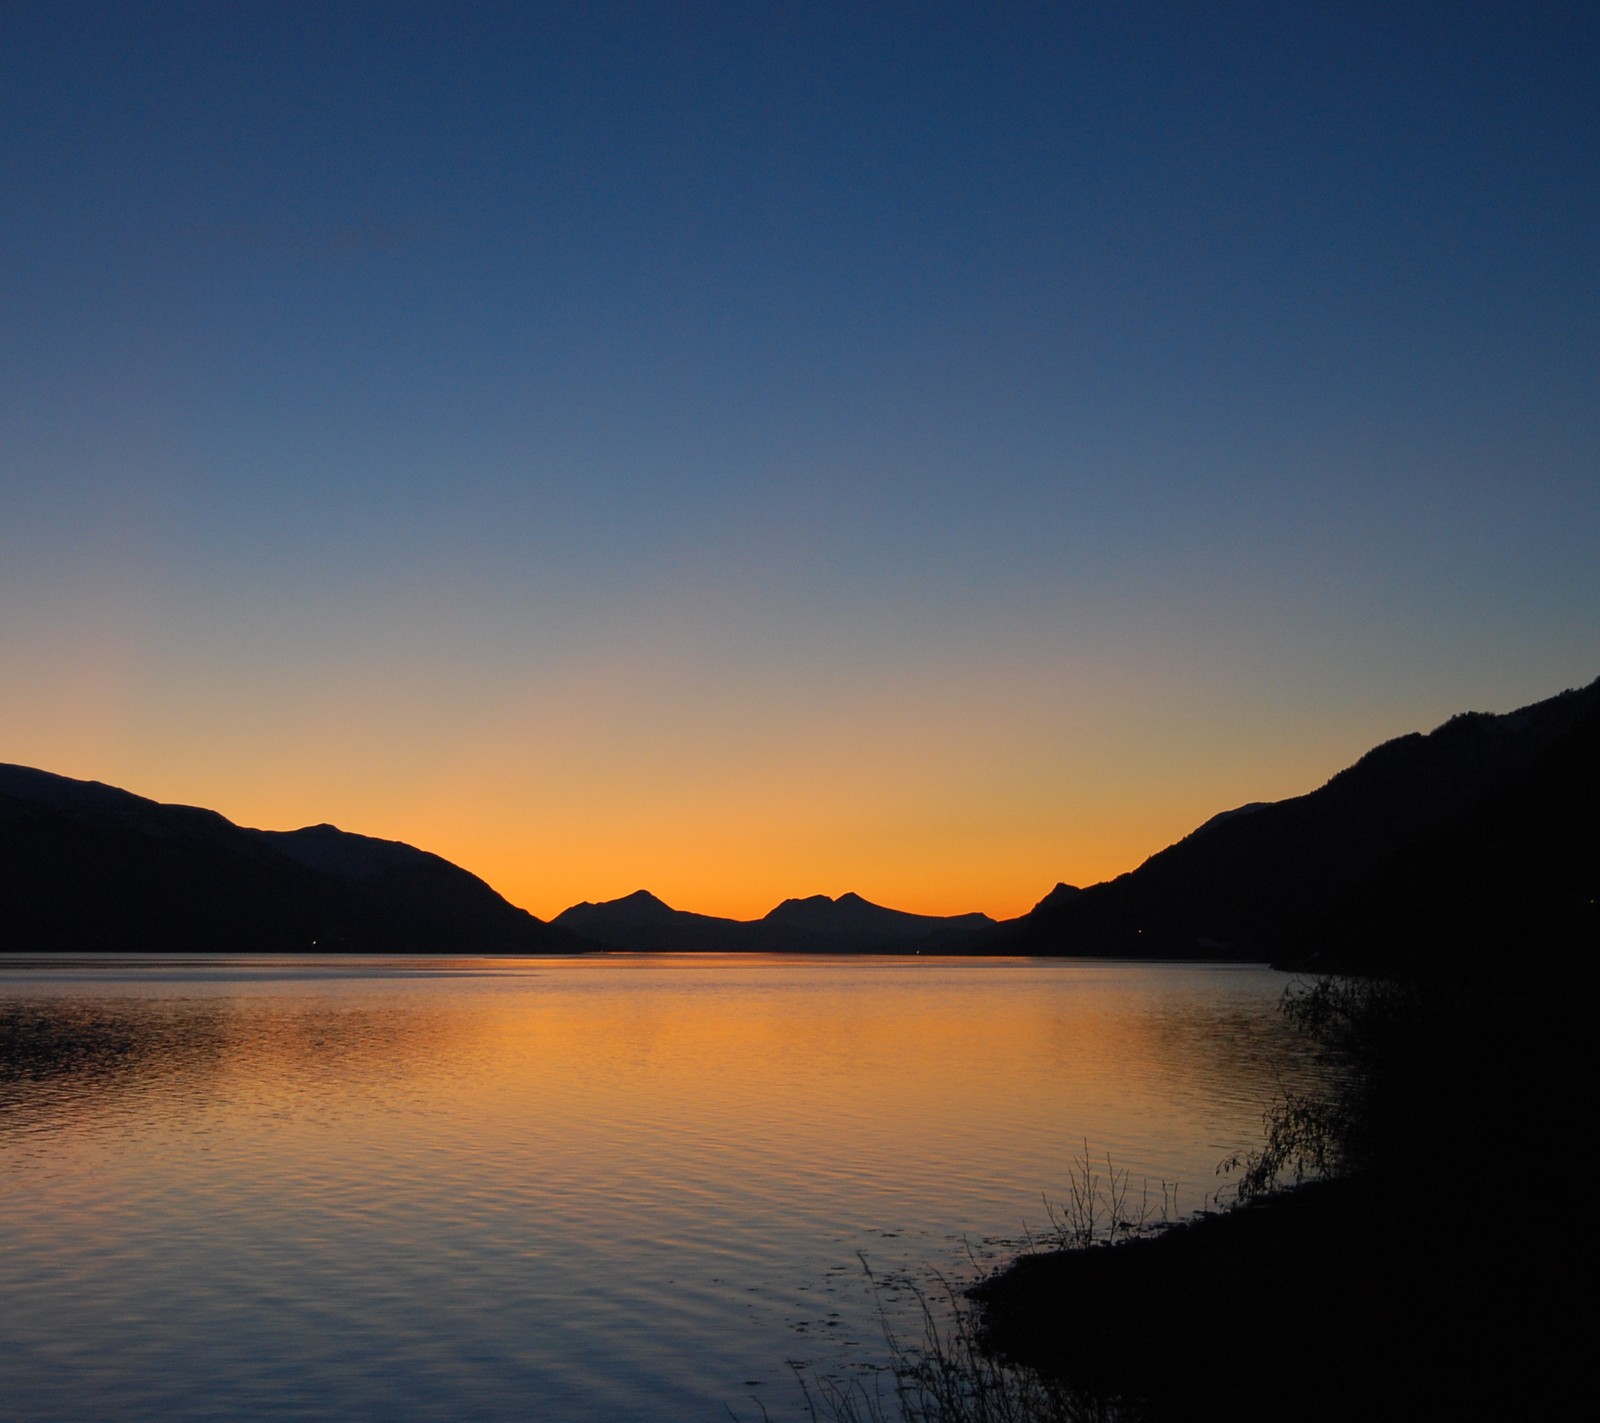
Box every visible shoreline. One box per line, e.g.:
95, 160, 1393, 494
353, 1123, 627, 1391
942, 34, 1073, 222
968, 1171, 1570, 1421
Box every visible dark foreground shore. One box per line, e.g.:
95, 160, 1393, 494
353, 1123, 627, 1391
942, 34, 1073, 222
970, 1172, 1574, 1422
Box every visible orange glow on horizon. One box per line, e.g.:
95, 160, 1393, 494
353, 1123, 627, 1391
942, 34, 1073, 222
6, 726, 1353, 924
1, 632, 1410, 923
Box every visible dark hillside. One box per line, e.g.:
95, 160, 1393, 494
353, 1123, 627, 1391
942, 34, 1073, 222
974, 680, 1599, 1419
0, 765, 576, 954
554, 888, 995, 953
1001, 676, 1600, 964
1307, 686, 1600, 977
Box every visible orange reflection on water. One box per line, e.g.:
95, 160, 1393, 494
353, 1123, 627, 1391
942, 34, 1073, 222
0, 958, 1309, 1230
0, 955, 1312, 1422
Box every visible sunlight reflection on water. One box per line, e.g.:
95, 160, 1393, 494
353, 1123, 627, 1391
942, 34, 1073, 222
0, 955, 1321, 1421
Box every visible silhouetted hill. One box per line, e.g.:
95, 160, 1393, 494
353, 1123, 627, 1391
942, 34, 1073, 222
0, 765, 581, 954
973, 687, 1600, 1415
554, 889, 995, 953
1000, 676, 1600, 967
758, 892, 995, 951
554, 891, 750, 952
1307, 681, 1600, 977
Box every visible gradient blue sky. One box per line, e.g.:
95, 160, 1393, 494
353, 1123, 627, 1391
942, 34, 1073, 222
4, 2, 1596, 918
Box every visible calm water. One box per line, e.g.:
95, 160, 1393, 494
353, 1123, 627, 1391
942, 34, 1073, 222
0, 955, 1318, 1421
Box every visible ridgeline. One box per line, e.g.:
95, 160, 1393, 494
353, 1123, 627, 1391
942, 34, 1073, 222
5, 673, 1596, 971
969, 678, 1599, 1419
0, 765, 583, 955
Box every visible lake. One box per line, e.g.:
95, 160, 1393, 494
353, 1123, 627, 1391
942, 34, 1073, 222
0, 954, 1320, 1421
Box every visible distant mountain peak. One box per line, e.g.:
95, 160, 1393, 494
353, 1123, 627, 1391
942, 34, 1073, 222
259, 823, 437, 881
557, 890, 682, 926
1031, 883, 1083, 914
552, 886, 993, 952
763, 891, 891, 917
764, 894, 843, 923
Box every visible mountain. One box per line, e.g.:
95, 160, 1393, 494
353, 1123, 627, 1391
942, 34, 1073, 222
1306, 680, 1600, 976
554, 889, 995, 953
758, 892, 995, 951
998, 675, 1600, 968
554, 890, 750, 952
0, 765, 581, 954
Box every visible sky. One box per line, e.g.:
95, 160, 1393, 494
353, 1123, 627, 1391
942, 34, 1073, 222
3, 1, 1596, 921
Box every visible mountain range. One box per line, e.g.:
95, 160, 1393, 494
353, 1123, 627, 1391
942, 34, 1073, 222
3, 673, 1596, 966
553, 889, 993, 953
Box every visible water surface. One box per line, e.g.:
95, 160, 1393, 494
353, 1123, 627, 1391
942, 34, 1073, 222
0, 955, 1317, 1421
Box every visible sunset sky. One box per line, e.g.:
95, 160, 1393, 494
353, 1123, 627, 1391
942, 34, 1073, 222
3, 2, 1596, 920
